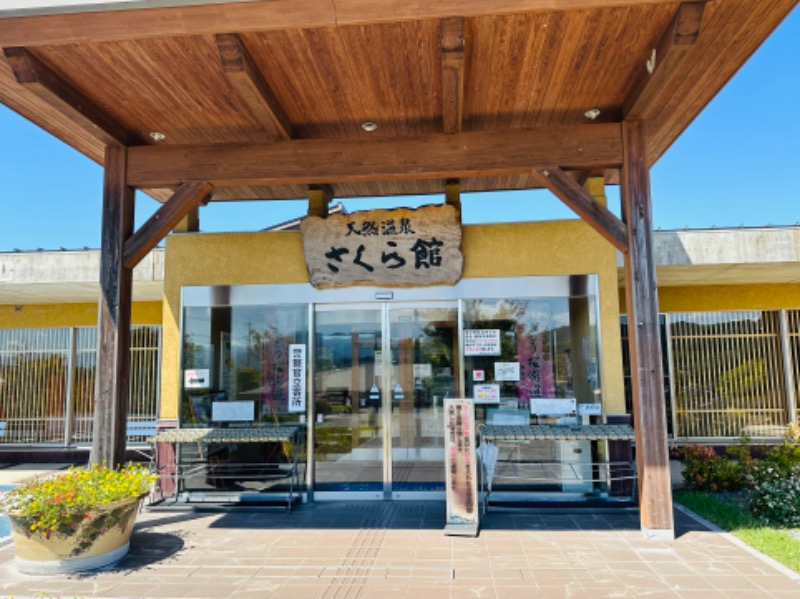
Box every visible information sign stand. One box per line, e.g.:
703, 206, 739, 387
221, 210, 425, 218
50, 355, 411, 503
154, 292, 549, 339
444, 398, 479, 537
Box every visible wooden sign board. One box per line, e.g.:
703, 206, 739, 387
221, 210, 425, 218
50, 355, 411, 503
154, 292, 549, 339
301, 204, 463, 288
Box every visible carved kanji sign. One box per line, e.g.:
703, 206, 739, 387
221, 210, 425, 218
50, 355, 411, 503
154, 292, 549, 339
301, 204, 463, 288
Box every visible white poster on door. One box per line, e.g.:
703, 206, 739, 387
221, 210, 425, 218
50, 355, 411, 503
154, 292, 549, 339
464, 329, 501, 356
288, 344, 306, 413
474, 384, 500, 404
494, 362, 520, 382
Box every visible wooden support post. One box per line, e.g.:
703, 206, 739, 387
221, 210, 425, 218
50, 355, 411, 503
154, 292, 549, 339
620, 120, 674, 538
91, 145, 135, 468
308, 184, 333, 218
444, 179, 461, 212
173, 208, 200, 233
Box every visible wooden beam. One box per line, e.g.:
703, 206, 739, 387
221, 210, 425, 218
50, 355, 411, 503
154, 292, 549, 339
91, 145, 134, 469
441, 17, 465, 134
123, 181, 213, 269
215, 33, 293, 140
126, 123, 623, 188
531, 167, 628, 253
0, 1, 682, 47
307, 184, 333, 217
2, 47, 139, 146
623, 2, 706, 120
620, 120, 674, 538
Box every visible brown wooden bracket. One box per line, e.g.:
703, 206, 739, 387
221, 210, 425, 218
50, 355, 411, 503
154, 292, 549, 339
215, 33, 293, 140
2, 46, 140, 146
126, 123, 623, 187
531, 167, 628, 253
308, 184, 333, 217
123, 181, 214, 269
623, 2, 706, 119
441, 17, 465, 134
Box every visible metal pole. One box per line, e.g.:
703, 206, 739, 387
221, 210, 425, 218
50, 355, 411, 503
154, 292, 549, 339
779, 310, 797, 425
63, 327, 78, 446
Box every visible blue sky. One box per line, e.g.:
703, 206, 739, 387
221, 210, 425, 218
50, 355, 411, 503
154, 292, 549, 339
0, 6, 798, 252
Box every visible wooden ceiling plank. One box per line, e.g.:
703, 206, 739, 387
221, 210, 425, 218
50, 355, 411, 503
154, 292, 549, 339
215, 33, 293, 140
0, 1, 684, 47
531, 166, 628, 252
126, 123, 623, 188
2, 46, 137, 146
622, 2, 706, 120
441, 17, 465, 134
122, 181, 213, 269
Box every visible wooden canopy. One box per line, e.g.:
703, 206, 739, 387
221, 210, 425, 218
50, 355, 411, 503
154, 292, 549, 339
0, 0, 794, 203
1, 0, 796, 538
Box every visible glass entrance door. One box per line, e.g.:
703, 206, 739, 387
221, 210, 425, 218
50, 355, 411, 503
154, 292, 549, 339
314, 306, 384, 498
389, 305, 459, 498
313, 302, 459, 499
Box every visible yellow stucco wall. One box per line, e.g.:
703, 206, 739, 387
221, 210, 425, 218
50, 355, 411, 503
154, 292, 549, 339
0, 301, 163, 328
618, 283, 800, 313
161, 222, 625, 419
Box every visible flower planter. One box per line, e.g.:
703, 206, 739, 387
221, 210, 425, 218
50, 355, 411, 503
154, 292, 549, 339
7, 494, 144, 575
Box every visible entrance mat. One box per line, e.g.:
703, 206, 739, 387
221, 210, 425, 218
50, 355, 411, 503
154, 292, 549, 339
319, 482, 383, 492
393, 482, 445, 492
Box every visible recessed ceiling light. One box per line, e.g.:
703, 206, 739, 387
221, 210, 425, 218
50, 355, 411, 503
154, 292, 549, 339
149, 131, 166, 141
361, 122, 378, 132
584, 109, 601, 120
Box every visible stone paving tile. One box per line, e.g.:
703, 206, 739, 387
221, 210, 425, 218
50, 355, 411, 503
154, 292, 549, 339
0, 503, 799, 598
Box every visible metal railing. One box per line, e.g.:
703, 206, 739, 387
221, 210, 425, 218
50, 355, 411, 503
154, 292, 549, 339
0, 326, 161, 446
622, 309, 800, 441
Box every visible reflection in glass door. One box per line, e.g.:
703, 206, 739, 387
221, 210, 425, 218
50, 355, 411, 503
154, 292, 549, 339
389, 305, 459, 498
313, 307, 384, 498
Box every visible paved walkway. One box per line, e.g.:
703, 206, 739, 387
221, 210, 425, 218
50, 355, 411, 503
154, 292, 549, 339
1, 500, 799, 599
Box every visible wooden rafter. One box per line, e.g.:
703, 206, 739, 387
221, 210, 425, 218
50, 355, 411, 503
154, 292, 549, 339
623, 2, 706, 120
0, 1, 683, 47
2, 47, 138, 146
122, 181, 214, 269
215, 33, 293, 140
126, 123, 623, 188
440, 17, 465, 134
531, 167, 628, 253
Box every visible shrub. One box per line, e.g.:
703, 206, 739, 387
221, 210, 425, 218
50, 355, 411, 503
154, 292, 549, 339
749, 465, 800, 527
680, 444, 749, 492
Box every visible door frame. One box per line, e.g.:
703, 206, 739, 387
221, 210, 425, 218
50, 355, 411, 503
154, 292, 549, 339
311, 300, 461, 500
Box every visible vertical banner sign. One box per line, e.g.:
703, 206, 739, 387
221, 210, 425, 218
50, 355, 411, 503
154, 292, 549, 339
288, 344, 306, 413
444, 398, 479, 536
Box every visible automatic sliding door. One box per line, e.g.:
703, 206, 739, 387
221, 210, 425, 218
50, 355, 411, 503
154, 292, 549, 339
313, 307, 384, 497
389, 305, 459, 497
